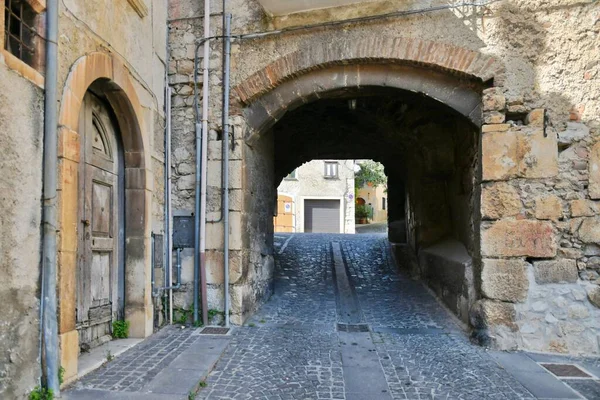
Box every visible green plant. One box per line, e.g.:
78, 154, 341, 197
58, 366, 65, 386
188, 391, 195, 400
106, 350, 114, 362
29, 386, 53, 400
198, 380, 207, 388
248, 322, 256, 327
355, 204, 368, 219
259, 319, 266, 324
112, 320, 130, 339
355, 160, 387, 189
174, 308, 192, 325
208, 309, 224, 320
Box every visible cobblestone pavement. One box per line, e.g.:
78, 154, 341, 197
197, 233, 600, 400
355, 223, 388, 234
72, 325, 202, 392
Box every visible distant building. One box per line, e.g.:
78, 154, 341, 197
274, 160, 355, 234
356, 182, 388, 224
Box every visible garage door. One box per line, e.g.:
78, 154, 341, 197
304, 199, 341, 233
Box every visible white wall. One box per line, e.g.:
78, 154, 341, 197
278, 160, 355, 233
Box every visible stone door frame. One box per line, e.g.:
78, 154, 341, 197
56, 52, 154, 384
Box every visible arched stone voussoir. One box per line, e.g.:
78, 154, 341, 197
234, 37, 504, 105
243, 63, 485, 145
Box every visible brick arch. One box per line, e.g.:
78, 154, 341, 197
57, 52, 153, 384
234, 38, 504, 144
234, 37, 504, 104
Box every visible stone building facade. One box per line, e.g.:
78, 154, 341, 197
0, 0, 167, 397
276, 159, 356, 233
0, 0, 599, 397
168, 0, 600, 355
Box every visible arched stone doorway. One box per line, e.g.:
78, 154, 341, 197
225, 38, 503, 327
57, 52, 153, 383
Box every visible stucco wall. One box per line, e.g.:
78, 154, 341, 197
0, 0, 167, 396
278, 160, 355, 234
0, 56, 44, 399
357, 184, 388, 224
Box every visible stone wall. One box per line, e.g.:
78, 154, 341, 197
277, 159, 355, 234
167, 0, 600, 354
474, 90, 600, 354
0, 55, 44, 399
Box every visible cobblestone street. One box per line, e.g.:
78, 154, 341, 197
197, 233, 600, 399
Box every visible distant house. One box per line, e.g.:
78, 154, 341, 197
274, 160, 355, 233
356, 182, 388, 224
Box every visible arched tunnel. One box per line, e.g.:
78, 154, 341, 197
244, 80, 483, 324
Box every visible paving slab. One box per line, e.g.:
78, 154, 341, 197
490, 351, 583, 399
64, 327, 231, 400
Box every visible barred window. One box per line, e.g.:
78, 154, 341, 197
4, 0, 42, 68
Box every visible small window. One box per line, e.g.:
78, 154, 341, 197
4, 0, 42, 68
324, 162, 338, 179
285, 169, 297, 180
382, 197, 386, 210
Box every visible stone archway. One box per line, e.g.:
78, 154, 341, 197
233, 37, 504, 145
56, 52, 153, 383
225, 38, 505, 325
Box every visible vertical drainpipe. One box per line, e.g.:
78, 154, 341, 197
222, 14, 232, 327
41, 0, 60, 394
194, 0, 211, 327
164, 24, 173, 325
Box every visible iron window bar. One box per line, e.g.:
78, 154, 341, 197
4, 0, 42, 64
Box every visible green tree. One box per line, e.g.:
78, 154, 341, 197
355, 160, 387, 189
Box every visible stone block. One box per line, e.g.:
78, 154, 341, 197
483, 111, 506, 124
59, 330, 79, 386
58, 250, 77, 333
205, 220, 224, 250
58, 127, 80, 163
590, 142, 600, 199
578, 216, 600, 243
482, 220, 556, 258
481, 259, 528, 302
517, 128, 558, 178
482, 88, 506, 112
570, 199, 597, 217
482, 123, 510, 133
481, 182, 521, 219
205, 250, 224, 285
534, 195, 562, 220
587, 286, 600, 308
533, 259, 578, 283
229, 211, 243, 251
482, 131, 517, 181
525, 109, 544, 126
471, 300, 516, 330
558, 122, 589, 145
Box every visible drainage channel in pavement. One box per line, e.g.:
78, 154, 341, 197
331, 242, 392, 400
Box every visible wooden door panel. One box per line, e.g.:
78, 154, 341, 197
91, 180, 113, 237
77, 92, 122, 350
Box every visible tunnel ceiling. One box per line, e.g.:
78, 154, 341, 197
271, 87, 477, 185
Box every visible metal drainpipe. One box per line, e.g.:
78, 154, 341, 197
198, 0, 211, 327
193, 0, 211, 325
222, 14, 232, 327
164, 24, 174, 325
166, 86, 173, 324
41, 0, 59, 394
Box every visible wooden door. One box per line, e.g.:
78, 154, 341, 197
274, 195, 294, 232
77, 93, 124, 350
